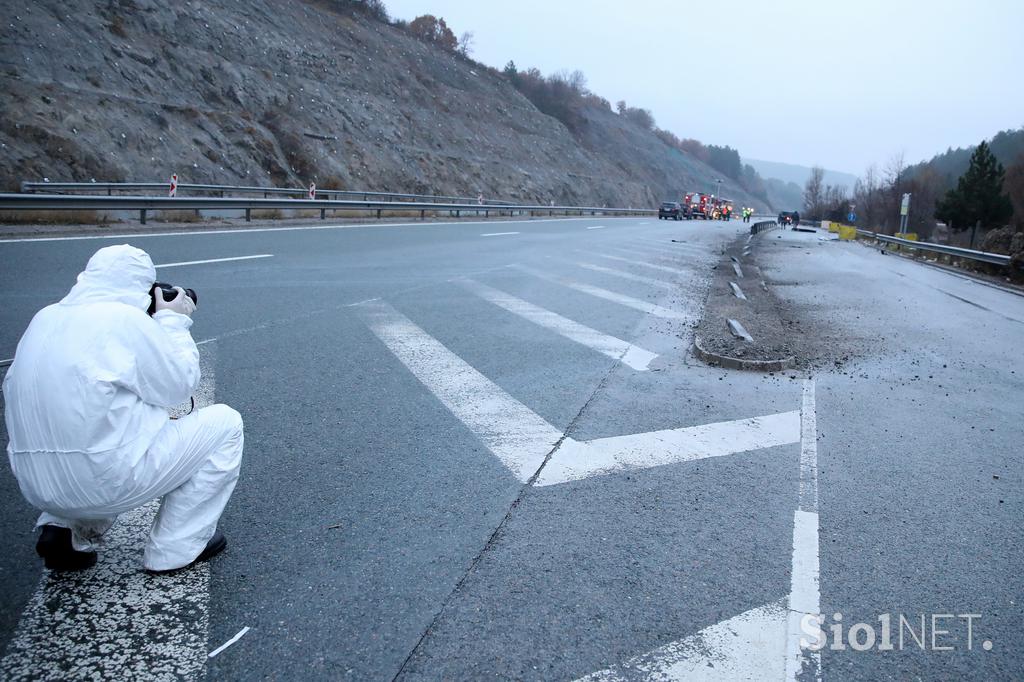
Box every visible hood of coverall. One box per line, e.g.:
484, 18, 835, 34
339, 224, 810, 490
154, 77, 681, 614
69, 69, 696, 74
60, 244, 156, 311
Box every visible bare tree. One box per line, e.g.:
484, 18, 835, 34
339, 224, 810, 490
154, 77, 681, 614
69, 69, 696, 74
567, 69, 587, 94
803, 165, 825, 218
457, 31, 474, 57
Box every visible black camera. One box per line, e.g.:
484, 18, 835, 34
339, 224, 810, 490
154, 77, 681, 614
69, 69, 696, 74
148, 282, 198, 316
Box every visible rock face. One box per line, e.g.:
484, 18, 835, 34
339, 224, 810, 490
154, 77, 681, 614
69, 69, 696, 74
0, 1, 767, 208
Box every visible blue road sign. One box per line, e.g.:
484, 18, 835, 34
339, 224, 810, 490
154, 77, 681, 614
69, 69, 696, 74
848, 212, 857, 222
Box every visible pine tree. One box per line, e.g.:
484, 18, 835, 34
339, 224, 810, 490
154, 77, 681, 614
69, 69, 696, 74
935, 141, 1013, 232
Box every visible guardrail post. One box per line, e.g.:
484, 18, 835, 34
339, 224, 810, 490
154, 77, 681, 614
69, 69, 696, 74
140, 209, 146, 225
420, 209, 425, 220
377, 209, 381, 219
456, 210, 460, 218
245, 208, 251, 222
320, 208, 326, 220
485, 210, 489, 218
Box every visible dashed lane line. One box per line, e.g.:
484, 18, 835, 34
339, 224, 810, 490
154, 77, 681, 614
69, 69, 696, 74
784, 379, 822, 681
155, 254, 273, 268
459, 279, 658, 371
481, 231, 520, 237
510, 265, 695, 321
586, 225, 606, 230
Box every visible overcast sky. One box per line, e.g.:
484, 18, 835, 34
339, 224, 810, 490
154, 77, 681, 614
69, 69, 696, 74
384, 0, 1023, 176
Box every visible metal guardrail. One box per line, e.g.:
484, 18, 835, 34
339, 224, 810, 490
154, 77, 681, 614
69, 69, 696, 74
0, 193, 654, 225
855, 229, 1012, 267
20, 181, 518, 206
750, 220, 778, 235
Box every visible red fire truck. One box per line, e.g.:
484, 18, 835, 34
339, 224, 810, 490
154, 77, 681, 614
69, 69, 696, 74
683, 192, 711, 220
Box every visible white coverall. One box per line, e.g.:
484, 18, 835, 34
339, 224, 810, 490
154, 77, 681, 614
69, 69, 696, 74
3, 245, 243, 571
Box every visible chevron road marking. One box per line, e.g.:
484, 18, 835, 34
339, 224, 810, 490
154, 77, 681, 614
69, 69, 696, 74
510, 265, 694, 321
573, 381, 822, 681
574, 262, 674, 290
587, 252, 691, 276
459, 279, 658, 371
358, 301, 799, 486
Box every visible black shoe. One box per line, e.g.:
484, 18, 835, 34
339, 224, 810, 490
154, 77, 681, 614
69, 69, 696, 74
196, 529, 227, 563
146, 530, 227, 575
36, 525, 98, 572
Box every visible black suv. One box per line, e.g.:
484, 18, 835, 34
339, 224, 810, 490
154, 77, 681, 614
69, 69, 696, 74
659, 202, 684, 220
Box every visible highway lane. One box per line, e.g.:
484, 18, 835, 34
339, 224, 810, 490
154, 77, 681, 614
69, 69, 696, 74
0, 216, 1020, 679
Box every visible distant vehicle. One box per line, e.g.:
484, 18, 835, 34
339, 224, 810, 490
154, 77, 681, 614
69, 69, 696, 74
684, 192, 710, 219
659, 201, 684, 220
713, 199, 735, 221
778, 210, 801, 226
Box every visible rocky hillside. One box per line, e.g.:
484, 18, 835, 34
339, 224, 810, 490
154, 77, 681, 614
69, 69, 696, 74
0, 0, 768, 209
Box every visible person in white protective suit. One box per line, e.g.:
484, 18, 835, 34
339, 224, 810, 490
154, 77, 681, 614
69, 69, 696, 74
3, 244, 243, 573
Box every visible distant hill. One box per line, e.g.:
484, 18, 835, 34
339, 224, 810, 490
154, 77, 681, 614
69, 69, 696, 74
763, 178, 804, 212
905, 127, 1024, 187
0, 0, 770, 210
744, 159, 858, 192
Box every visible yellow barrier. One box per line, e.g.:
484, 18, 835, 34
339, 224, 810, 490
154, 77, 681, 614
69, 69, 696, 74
838, 225, 856, 240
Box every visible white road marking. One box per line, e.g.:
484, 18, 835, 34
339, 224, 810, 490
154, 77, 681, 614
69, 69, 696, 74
208, 626, 250, 659
356, 301, 561, 482
460, 279, 658, 371
785, 379, 822, 681
357, 301, 793, 490
512, 265, 694, 321
586, 225, 606, 230
535, 411, 801, 486
0, 217, 600, 244
577, 261, 671, 288
481, 231, 520, 237
1, 344, 218, 680
575, 262, 674, 290
155, 254, 273, 268
635, 237, 704, 250
577, 384, 819, 681
576, 600, 788, 681
592, 252, 692, 276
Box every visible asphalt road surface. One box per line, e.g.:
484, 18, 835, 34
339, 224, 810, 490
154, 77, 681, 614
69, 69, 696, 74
0, 216, 1020, 680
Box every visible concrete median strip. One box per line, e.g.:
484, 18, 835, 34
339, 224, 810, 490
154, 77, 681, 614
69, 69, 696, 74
692, 235, 798, 371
